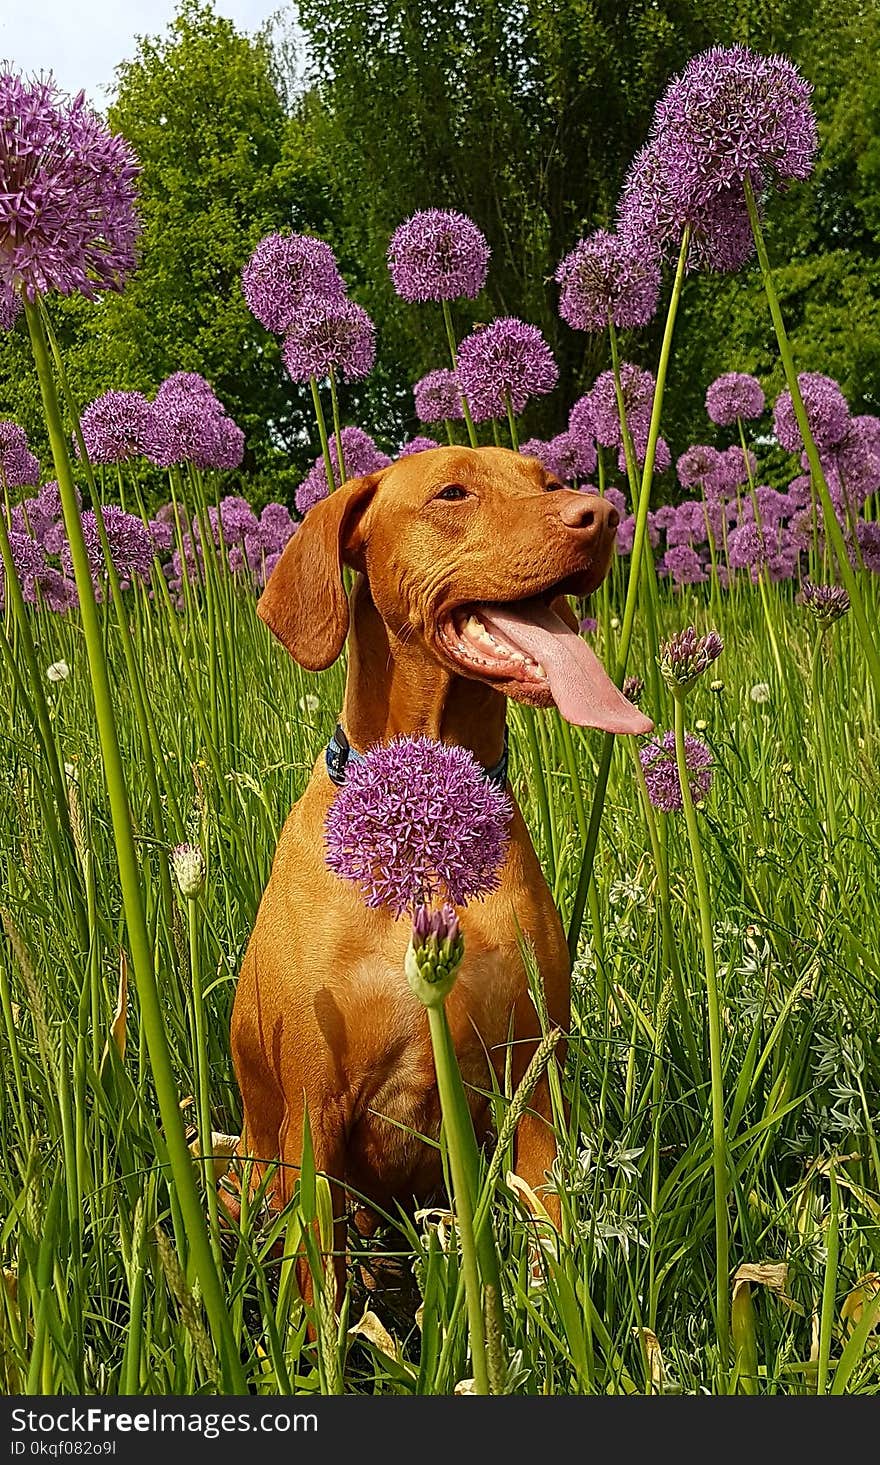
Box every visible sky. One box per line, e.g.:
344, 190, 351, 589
0, 1, 284, 103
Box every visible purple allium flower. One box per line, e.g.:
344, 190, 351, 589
618, 431, 671, 475
324, 734, 512, 915
706, 371, 765, 425
659, 625, 723, 691
773, 373, 850, 454
35, 478, 78, 525
665, 500, 707, 547
546, 430, 597, 482
387, 209, 490, 303
619, 142, 756, 274
740, 485, 790, 525
78, 390, 153, 464
663, 544, 708, 585
147, 391, 223, 469
799, 580, 850, 625
0, 421, 40, 488
213, 417, 245, 471
32, 565, 77, 612
856, 521, 880, 574
65, 506, 154, 585
727, 521, 769, 573
147, 518, 174, 553
295, 427, 391, 515
0, 528, 46, 606
640, 729, 714, 812
708, 443, 757, 498
456, 317, 558, 420
282, 294, 376, 383
568, 394, 595, 441
0, 72, 139, 301
601, 486, 628, 520
242, 232, 345, 335
260, 502, 296, 550
622, 675, 644, 704
398, 435, 440, 458
590, 363, 656, 447
677, 444, 722, 491
0, 283, 22, 330
156, 372, 217, 403
411, 901, 461, 951
827, 415, 880, 508
413, 368, 464, 423
555, 229, 660, 332
519, 437, 550, 463
579, 615, 598, 634
215, 495, 258, 544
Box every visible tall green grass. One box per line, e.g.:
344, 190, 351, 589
1, 533, 879, 1394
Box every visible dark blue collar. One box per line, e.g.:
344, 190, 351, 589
326, 723, 510, 790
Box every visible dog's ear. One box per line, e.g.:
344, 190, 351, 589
257, 474, 380, 669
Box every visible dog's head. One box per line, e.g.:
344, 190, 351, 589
258, 446, 651, 733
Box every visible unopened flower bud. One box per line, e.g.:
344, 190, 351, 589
405, 902, 464, 1008
171, 842, 206, 899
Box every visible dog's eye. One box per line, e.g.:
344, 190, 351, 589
544, 480, 565, 493
435, 484, 469, 502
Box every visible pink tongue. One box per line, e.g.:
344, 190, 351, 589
479, 599, 653, 734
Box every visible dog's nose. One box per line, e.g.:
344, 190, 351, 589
558, 493, 619, 536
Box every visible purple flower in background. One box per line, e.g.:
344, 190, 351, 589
78, 390, 153, 463
710, 443, 757, 497
856, 521, 880, 574
827, 415, 880, 508
282, 294, 376, 383
148, 518, 174, 553
728, 521, 769, 575
677, 444, 722, 491
156, 372, 216, 403
641, 729, 714, 812
568, 394, 595, 442
0, 528, 46, 607
519, 437, 550, 464
213, 417, 245, 471
773, 374, 850, 453
555, 229, 660, 332
214, 495, 258, 544
295, 427, 391, 515
147, 389, 223, 469
36, 479, 78, 525
546, 430, 597, 482
324, 734, 511, 915
706, 372, 765, 425
456, 317, 558, 420
413, 368, 464, 423
0, 421, 41, 488
0, 71, 139, 300
601, 486, 627, 520
579, 615, 598, 634
242, 233, 345, 334
740, 485, 790, 525
662, 544, 707, 585
0, 284, 22, 330
618, 431, 671, 475
666, 500, 710, 547
619, 143, 756, 274
388, 210, 490, 303
399, 436, 440, 457
32, 565, 77, 612
66, 506, 154, 585
590, 363, 656, 447
260, 502, 296, 550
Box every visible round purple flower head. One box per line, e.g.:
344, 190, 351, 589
706, 372, 765, 425
773, 374, 850, 454
0, 72, 139, 300
388, 210, 490, 303
282, 294, 376, 383
147, 386, 223, 469
260, 502, 296, 551
324, 735, 511, 916
0, 421, 41, 488
64, 506, 154, 586
456, 317, 558, 421
0, 284, 22, 331
677, 444, 722, 491
0, 528, 46, 608
295, 427, 390, 515
568, 394, 595, 441
618, 431, 671, 475
619, 142, 755, 274
546, 430, 597, 483
213, 417, 245, 471
833, 416, 880, 498
662, 545, 707, 586
78, 390, 153, 464
242, 232, 345, 335
640, 730, 714, 813
398, 436, 440, 458
555, 229, 660, 332
590, 364, 656, 447
413, 369, 464, 423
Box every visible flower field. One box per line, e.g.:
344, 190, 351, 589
1, 38, 880, 1397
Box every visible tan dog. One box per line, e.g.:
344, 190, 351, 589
230, 446, 650, 1296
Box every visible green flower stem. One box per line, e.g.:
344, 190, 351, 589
23, 299, 245, 1394
444, 418, 457, 446
523, 707, 556, 886
811, 629, 838, 845
672, 690, 729, 1385
310, 375, 337, 492
187, 894, 221, 1264
737, 416, 784, 681
567, 229, 690, 958
504, 391, 519, 451
816, 1161, 840, 1395
743, 175, 880, 700
441, 299, 478, 447
425, 1001, 490, 1394
328, 365, 347, 482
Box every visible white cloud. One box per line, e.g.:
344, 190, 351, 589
0, 1, 282, 104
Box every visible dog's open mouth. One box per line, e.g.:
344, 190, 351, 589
437, 595, 653, 735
